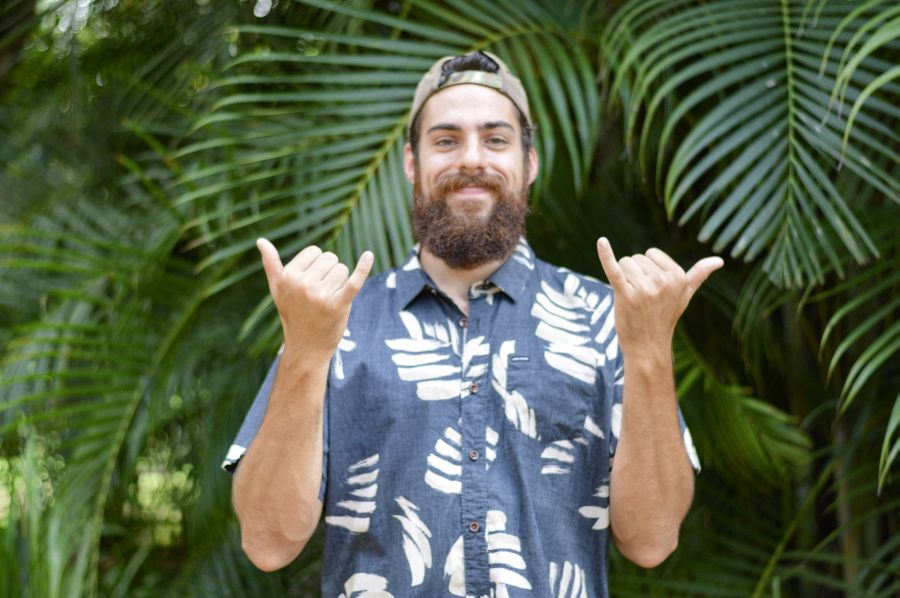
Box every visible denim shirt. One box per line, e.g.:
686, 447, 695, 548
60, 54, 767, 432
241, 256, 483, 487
224, 240, 700, 598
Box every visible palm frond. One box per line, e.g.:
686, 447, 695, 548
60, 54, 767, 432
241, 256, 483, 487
169, 0, 601, 322
604, 0, 897, 288
879, 395, 900, 493
674, 331, 811, 486
0, 183, 230, 594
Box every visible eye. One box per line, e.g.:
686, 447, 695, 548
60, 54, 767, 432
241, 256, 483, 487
486, 136, 509, 146
434, 137, 457, 147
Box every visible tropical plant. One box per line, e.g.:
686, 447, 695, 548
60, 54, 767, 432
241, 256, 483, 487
0, 0, 897, 596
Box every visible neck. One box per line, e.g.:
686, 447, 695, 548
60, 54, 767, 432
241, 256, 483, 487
419, 247, 505, 316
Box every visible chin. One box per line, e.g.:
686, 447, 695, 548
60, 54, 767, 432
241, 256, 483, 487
449, 198, 494, 217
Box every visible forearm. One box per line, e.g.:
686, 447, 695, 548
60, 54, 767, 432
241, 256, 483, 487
233, 346, 330, 571
610, 345, 694, 568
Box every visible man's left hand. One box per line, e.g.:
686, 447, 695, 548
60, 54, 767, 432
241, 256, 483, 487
596, 237, 723, 355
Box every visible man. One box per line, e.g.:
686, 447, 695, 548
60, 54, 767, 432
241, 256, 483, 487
224, 51, 721, 597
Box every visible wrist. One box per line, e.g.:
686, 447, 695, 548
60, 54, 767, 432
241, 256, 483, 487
621, 341, 673, 373
280, 340, 334, 375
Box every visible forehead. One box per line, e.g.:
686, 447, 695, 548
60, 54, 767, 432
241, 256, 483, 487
418, 84, 521, 132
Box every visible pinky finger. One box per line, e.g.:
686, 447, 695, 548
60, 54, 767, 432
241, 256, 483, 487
338, 251, 374, 302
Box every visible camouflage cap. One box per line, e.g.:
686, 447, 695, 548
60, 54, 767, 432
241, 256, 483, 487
408, 51, 532, 134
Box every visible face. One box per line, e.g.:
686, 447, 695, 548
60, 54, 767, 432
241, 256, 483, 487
404, 84, 539, 270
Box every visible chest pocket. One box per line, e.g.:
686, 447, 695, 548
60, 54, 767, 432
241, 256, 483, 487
492, 351, 598, 443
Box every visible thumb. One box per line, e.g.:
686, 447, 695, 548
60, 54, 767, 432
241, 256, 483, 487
256, 238, 284, 288
338, 251, 375, 302
686, 256, 724, 296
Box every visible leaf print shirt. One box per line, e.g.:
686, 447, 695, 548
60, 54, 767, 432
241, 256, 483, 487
224, 239, 700, 598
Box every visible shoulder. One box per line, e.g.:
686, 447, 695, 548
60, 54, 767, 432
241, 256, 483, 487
348, 256, 419, 313
352, 269, 394, 306
530, 256, 613, 312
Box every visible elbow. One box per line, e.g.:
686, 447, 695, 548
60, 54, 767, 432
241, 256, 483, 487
619, 537, 678, 569
241, 532, 306, 572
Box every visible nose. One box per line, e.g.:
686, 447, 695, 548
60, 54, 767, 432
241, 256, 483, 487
457, 136, 486, 173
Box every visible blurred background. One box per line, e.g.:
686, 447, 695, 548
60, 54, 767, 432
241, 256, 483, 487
0, 0, 897, 595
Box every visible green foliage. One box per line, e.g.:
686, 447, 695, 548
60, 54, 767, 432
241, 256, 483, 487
603, 0, 897, 288
0, 0, 897, 596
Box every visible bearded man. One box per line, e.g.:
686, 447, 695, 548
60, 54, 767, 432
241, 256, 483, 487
225, 51, 722, 598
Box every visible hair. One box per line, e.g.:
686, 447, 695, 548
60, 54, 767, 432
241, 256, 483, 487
407, 52, 534, 158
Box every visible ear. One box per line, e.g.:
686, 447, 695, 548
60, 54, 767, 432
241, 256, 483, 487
526, 147, 539, 185
403, 142, 416, 185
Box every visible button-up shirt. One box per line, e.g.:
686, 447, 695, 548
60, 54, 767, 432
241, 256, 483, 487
224, 240, 700, 598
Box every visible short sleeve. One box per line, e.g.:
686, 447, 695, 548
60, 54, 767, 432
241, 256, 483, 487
606, 349, 702, 474
221, 351, 330, 501
606, 348, 625, 464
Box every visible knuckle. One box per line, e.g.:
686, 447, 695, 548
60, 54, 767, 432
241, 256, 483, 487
346, 278, 362, 294
298, 245, 322, 261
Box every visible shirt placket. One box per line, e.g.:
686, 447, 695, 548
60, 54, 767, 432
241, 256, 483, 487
459, 294, 491, 598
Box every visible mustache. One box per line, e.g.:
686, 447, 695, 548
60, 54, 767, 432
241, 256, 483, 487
434, 172, 506, 197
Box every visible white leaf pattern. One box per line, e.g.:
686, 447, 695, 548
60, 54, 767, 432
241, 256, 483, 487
611, 403, 622, 444
425, 426, 463, 494
577, 484, 610, 531
491, 340, 539, 439
337, 573, 394, 598
485, 426, 499, 469
540, 439, 578, 475
385, 311, 462, 401
549, 561, 589, 598
531, 273, 613, 386
487, 510, 532, 597
425, 426, 500, 494
393, 497, 432, 586
443, 535, 466, 596
512, 238, 536, 271
334, 328, 356, 380
385, 310, 491, 401
326, 454, 380, 533
583, 415, 604, 439
442, 511, 532, 598
684, 427, 702, 472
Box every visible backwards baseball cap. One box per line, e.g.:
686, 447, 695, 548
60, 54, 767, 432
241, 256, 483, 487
408, 51, 532, 134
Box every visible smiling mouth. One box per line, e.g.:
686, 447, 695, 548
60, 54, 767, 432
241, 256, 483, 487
451, 186, 492, 197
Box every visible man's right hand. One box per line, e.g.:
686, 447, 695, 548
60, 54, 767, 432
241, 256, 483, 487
257, 238, 373, 358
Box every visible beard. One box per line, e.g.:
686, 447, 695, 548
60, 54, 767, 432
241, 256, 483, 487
412, 169, 529, 270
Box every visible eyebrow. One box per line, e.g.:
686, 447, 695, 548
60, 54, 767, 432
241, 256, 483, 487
426, 120, 515, 135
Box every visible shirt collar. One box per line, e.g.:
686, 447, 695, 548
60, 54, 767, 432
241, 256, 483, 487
394, 238, 536, 309
394, 245, 432, 309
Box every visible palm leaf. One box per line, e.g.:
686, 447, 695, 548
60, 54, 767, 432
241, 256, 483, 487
603, 0, 897, 288
879, 395, 900, 493
169, 0, 601, 340
674, 330, 811, 486
0, 168, 235, 594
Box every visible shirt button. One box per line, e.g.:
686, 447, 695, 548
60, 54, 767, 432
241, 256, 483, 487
468, 521, 480, 533
468, 449, 479, 461
469, 382, 478, 394
459, 317, 468, 328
